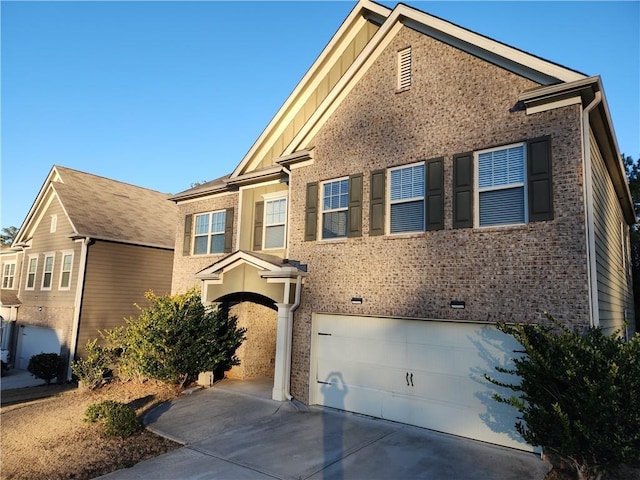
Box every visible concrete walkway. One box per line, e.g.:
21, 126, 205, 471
0, 368, 46, 390
98, 378, 550, 480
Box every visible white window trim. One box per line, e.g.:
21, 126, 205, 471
386, 161, 426, 235
41, 252, 55, 290
320, 176, 349, 240
59, 250, 74, 290
474, 142, 528, 228
50, 214, 57, 233
262, 192, 288, 251
193, 210, 226, 255
26, 255, 38, 290
2, 262, 16, 289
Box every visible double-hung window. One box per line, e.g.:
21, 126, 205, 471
476, 143, 526, 227
264, 197, 287, 249
194, 211, 226, 255
26, 256, 38, 289
389, 162, 425, 233
2, 263, 15, 289
42, 253, 55, 290
322, 178, 349, 239
59, 252, 73, 289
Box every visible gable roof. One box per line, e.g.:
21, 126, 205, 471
230, 0, 586, 179
14, 166, 178, 249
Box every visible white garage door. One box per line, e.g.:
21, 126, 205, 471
16, 325, 62, 370
311, 314, 531, 451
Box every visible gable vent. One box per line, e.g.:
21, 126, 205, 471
397, 47, 412, 90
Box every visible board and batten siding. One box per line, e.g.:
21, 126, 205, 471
257, 21, 380, 171
590, 131, 635, 336
76, 240, 174, 357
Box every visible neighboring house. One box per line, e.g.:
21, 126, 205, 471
5, 166, 177, 378
170, 1, 635, 451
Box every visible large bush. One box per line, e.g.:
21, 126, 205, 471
27, 353, 63, 385
113, 289, 246, 387
487, 316, 640, 480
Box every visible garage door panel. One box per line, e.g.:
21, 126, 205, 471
313, 314, 530, 451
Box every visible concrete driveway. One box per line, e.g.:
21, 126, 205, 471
99, 378, 550, 480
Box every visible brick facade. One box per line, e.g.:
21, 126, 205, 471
286, 26, 590, 402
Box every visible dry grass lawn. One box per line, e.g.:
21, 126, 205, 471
1, 380, 180, 480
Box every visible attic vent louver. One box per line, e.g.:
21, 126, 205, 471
397, 47, 412, 91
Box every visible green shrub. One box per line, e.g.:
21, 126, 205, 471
486, 315, 640, 480
112, 289, 246, 387
27, 353, 63, 385
84, 400, 140, 437
71, 338, 116, 390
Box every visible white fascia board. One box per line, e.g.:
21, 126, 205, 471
526, 96, 582, 115
231, 1, 391, 179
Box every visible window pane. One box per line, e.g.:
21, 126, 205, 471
478, 146, 524, 189
63, 255, 73, 270
266, 198, 286, 225
195, 214, 210, 235
322, 211, 347, 238
391, 164, 424, 200
61, 272, 71, 288
323, 179, 348, 211
43, 273, 52, 288
391, 200, 425, 233
479, 187, 525, 226
210, 234, 225, 254
211, 211, 226, 233
265, 225, 285, 249
194, 236, 208, 255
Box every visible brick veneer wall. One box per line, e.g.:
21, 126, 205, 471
171, 193, 239, 294
287, 26, 589, 402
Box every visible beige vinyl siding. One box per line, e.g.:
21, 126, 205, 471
18, 198, 81, 306
257, 21, 379, 171
239, 184, 288, 253
591, 131, 635, 335
76, 240, 173, 357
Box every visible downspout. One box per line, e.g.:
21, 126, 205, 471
582, 91, 602, 328
285, 274, 302, 401
67, 237, 91, 380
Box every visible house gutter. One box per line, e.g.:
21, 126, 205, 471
582, 91, 602, 328
285, 274, 303, 401
67, 236, 91, 380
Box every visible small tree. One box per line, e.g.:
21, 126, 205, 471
115, 289, 246, 387
27, 353, 63, 385
486, 315, 640, 480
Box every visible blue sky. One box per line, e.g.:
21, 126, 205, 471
2, 1, 638, 230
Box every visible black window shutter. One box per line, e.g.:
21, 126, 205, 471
253, 201, 264, 251
528, 136, 553, 222
369, 169, 386, 236
182, 214, 192, 256
426, 157, 444, 231
453, 152, 473, 229
348, 174, 363, 237
224, 207, 234, 253
305, 182, 318, 241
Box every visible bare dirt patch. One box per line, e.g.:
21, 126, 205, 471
1, 380, 181, 480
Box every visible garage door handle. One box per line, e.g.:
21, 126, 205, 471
406, 372, 410, 386
410, 373, 413, 387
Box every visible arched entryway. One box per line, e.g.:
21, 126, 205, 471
197, 251, 306, 401
215, 292, 278, 381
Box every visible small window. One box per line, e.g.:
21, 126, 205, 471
476, 143, 527, 227
322, 178, 349, 239
389, 162, 425, 233
194, 211, 226, 255
264, 197, 287, 249
2, 263, 15, 289
59, 252, 73, 289
50, 214, 57, 233
26, 256, 38, 290
41, 253, 55, 290
397, 47, 412, 90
